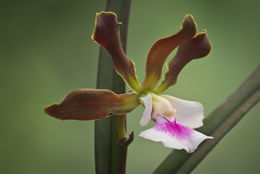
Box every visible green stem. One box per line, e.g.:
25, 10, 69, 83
117, 115, 127, 139
154, 65, 260, 174
95, 0, 132, 174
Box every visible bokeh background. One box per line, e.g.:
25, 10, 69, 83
1, 0, 260, 173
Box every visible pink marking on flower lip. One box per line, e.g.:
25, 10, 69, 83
154, 114, 193, 140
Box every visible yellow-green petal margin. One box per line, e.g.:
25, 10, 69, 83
142, 14, 197, 90
45, 89, 139, 120
92, 11, 142, 93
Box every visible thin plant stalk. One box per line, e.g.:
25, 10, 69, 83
95, 0, 132, 174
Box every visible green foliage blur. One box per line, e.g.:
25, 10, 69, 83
1, 0, 259, 173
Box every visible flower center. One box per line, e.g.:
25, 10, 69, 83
151, 93, 176, 120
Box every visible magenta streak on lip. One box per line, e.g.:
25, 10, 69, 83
154, 114, 192, 139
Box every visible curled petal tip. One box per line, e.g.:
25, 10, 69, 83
202, 29, 207, 33
182, 14, 197, 36
92, 11, 118, 47
183, 14, 195, 24
192, 33, 212, 58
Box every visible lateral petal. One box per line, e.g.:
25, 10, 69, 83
142, 15, 197, 90
155, 32, 212, 93
45, 89, 139, 120
139, 115, 212, 153
140, 94, 152, 126
92, 11, 141, 92
162, 95, 204, 129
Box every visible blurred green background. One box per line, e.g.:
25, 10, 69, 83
1, 0, 259, 173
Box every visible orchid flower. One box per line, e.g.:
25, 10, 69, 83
45, 11, 213, 153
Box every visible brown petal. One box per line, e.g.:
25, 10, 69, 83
142, 15, 197, 90
44, 89, 139, 120
92, 11, 142, 92
155, 32, 212, 94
